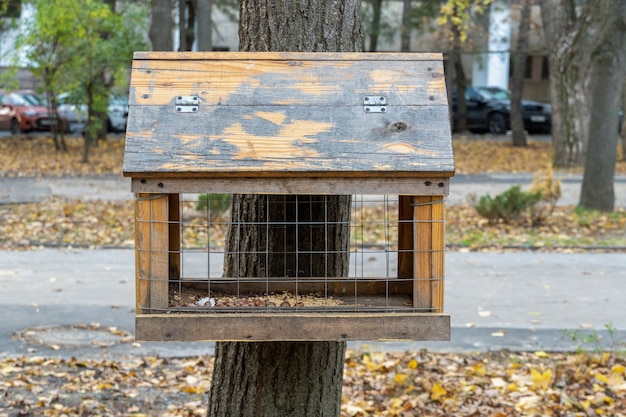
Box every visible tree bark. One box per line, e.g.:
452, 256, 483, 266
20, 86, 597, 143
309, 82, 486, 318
510, 0, 531, 147
207, 1, 362, 416
209, 342, 346, 417
578, 0, 626, 212
150, 0, 173, 51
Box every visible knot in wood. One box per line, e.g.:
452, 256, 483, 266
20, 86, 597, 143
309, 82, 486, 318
390, 122, 408, 132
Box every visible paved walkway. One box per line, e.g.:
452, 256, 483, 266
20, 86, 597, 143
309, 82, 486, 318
2, 173, 625, 207
0, 173, 625, 358
1, 248, 624, 358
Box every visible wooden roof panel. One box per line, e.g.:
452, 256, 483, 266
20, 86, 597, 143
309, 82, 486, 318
123, 52, 454, 178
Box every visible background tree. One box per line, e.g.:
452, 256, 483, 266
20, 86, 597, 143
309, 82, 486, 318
206, 1, 361, 416
196, 0, 212, 51
541, 0, 625, 211
621, 80, 626, 161
18, 0, 72, 151
19, 0, 147, 161
150, 0, 173, 51
401, 0, 412, 51
509, 0, 531, 147
364, 0, 383, 51
437, 0, 491, 133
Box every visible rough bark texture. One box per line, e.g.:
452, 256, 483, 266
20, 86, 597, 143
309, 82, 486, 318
579, 1, 626, 211
207, 1, 362, 416
209, 342, 346, 417
510, 0, 531, 147
540, 0, 580, 167
150, 0, 173, 51
224, 195, 350, 280
238, 0, 362, 52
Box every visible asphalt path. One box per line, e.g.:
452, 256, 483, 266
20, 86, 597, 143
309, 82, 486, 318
0, 172, 625, 358
1, 248, 624, 358
2, 172, 626, 207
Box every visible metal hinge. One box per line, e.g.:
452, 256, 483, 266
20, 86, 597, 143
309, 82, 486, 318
175, 96, 199, 113
363, 96, 387, 113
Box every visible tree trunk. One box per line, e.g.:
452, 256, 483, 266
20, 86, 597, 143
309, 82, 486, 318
400, 0, 411, 52
209, 340, 346, 416
451, 49, 468, 133
179, 0, 187, 51
578, 1, 626, 212
539, 0, 605, 168
510, 0, 531, 147
207, 1, 362, 416
150, 0, 173, 51
368, 0, 383, 52
196, 0, 212, 51
619, 77, 626, 161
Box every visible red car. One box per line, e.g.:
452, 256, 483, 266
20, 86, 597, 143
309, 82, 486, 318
0, 90, 67, 134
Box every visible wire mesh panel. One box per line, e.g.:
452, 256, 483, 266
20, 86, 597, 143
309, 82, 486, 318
135, 193, 445, 317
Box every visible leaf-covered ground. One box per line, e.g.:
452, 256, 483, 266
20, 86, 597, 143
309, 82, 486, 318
2, 350, 625, 416
1, 134, 625, 177
2, 134, 626, 416
1, 135, 625, 251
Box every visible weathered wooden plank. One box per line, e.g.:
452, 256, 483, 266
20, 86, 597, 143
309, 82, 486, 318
168, 194, 180, 280
129, 58, 446, 107
135, 194, 170, 313
133, 51, 444, 61
178, 277, 413, 297
397, 196, 414, 280
136, 312, 450, 342
414, 196, 433, 309
131, 177, 450, 195
123, 104, 453, 177
431, 196, 445, 313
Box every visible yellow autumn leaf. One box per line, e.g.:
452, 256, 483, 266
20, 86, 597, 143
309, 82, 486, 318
531, 368, 552, 391
595, 373, 609, 384
408, 359, 418, 369
471, 363, 487, 376
533, 351, 549, 358
394, 373, 408, 385
431, 382, 447, 401
612, 364, 625, 374
182, 386, 205, 394
389, 397, 403, 409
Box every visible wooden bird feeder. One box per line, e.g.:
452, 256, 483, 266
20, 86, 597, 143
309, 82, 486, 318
123, 52, 454, 342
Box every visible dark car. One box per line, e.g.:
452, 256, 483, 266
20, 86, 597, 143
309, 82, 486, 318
0, 90, 67, 134
452, 86, 552, 134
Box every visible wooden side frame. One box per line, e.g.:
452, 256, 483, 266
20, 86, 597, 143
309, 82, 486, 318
135, 193, 171, 313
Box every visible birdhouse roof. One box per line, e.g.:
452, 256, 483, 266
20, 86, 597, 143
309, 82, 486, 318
123, 52, 454, 179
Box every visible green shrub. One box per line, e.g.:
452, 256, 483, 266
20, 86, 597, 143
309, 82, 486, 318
471, 186, 542, 224
196, 193, 231, 214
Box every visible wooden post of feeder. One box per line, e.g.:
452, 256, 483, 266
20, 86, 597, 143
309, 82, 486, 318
135, 193, 170, 313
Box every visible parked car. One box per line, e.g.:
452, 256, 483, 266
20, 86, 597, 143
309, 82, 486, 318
452, 86, 552, 134
0, 90, 67, 134
57, 93, 128, 134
